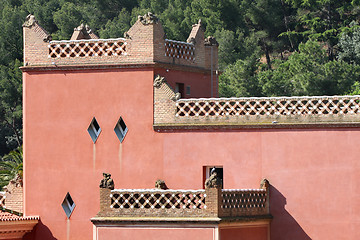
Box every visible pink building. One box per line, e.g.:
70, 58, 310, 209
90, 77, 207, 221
20, 13, 360, 240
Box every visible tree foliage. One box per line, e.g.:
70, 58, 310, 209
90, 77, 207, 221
0, 0, 359, 156
0, 146, 22, 189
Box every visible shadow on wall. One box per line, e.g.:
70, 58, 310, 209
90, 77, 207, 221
270, 186, 312, 240
23, 220, 58, 240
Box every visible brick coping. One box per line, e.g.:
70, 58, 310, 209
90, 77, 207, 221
91, 215, 272, 224
20, 62, 212, 74
153, 122, 360, 131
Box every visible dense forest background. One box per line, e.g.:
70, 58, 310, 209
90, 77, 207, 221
0, 0, 359, 158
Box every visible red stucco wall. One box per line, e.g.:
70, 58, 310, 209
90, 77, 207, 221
155, 68, 218, 98
220, 226, 268, 240
96, 227, 216, 240
23, 67, 360, 240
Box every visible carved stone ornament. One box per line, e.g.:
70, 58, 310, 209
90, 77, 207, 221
74, 23, 93, 34
153, 75, 165, 88
99, 173, 114, 190
22, 14, 37, 28
205, 168, 222, 189
155, 179, 167, 190
123, 32, 131, 39
260, 178, 270, 189
43, 35, 52, 43
171, 92, 181, 101
204, 36, 219, 47
138, 12, 159, 25
187, 37, 196, 45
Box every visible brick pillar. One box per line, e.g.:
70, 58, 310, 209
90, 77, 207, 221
22, 15, 51, 66
153, 75, 177, 125
205, 187, 222, 217
99, 188, 111, 215
187, 20, 206, 68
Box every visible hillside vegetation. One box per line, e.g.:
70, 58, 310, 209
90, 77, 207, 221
0, 0, 359, 157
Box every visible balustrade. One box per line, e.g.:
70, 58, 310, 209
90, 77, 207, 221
48, 38, 127, 59
176, 96, 360, 117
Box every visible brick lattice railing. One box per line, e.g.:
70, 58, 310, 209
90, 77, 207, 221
176, 95, 360, 117
96, 187, 270, 219
110, 189, 206, 210
154, 77, 360, 127
48, 38, 127, 58
221, 189, 268, 217
165, 39, 195, 61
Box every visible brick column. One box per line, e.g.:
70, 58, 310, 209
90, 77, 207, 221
153, 75, 177, 125
99, 188, 111, 215
205, 187, 222, 217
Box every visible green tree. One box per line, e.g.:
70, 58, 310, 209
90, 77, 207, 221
242, 0, 289, 69
98, 8, 132, 39
0, 60, 23, 150
219, 56, 262, 97
0, 5, 27, 65
0, 146, 22, 189
283, 0, 360, 59
259, 40, 360, 96
52, 2, 84, 40
338, 22, 360, 64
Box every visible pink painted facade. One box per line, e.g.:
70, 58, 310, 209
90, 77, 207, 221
21, 14, 360, 240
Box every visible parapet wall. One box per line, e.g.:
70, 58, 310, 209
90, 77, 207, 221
94, 181, 270, 220
154, 76, 360, 128
22, 14, 218, 70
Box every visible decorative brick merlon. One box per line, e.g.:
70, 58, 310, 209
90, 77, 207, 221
22, 14, 38, 28
22, 15, 218, 70
70, 23, 99, 40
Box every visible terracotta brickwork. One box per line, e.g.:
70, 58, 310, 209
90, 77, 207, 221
153, 79, 360, 128
95, 180, 270, 220
22, 14, 218, 71
1, 177, 23, 213
154, 75, 177, 125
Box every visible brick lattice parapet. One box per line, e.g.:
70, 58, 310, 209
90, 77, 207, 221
95, 186, 270, 220
154, 78, 360, 129
23, 14, 218, 71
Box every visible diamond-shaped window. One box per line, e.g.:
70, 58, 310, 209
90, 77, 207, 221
88, 117, 101, 143
62, 192, 75, 218
114, 116, 128, 143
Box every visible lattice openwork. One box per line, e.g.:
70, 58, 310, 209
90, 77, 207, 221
110, 190, 206, 210
0, 192, 5, 208
48, 38, 127, 58
165, 39, 195, 60
221, 189, 267, 210
176, 96, 360, 117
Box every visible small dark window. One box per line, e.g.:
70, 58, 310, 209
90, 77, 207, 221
62, 192, 75, 218
175, 83, 184, 98
119, 118, 127, 132
204, 166, 223, 188
114, 116, 128, 143
92, 120, 100, 132
87, 117, 101, 143
186, 85, 191, 95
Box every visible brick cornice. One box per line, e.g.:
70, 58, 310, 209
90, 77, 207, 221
20, 62, 212, 74
153, 123, 360, 131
